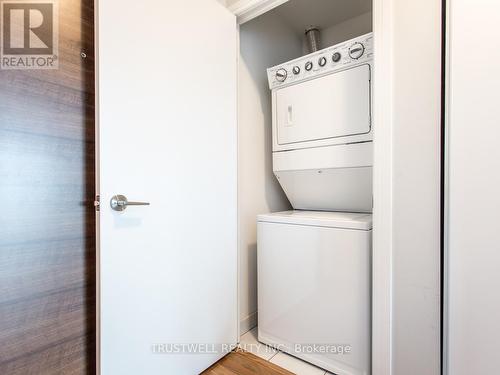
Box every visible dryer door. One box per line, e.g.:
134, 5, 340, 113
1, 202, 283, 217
275, 64, 371, 146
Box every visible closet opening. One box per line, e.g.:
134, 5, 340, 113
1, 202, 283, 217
236, 1, 374, 374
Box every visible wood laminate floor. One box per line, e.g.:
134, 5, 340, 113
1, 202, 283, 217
202, 351, 294, 375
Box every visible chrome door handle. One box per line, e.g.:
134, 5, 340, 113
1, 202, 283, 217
110, 194, 150, 211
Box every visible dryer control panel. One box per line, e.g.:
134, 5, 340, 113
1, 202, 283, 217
267, 33, 373, 90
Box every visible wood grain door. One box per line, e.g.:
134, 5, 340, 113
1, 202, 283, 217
0, 0, 96, 373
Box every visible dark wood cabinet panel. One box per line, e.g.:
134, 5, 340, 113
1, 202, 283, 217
0, 0, 96, 373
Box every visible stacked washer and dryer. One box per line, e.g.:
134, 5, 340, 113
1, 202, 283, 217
257, 33, 374, 375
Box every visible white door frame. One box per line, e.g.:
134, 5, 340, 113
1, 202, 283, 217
371, 1, 442, 374
371, 0, 393, 373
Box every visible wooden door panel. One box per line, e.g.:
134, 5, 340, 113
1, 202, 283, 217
0, 0, 96, 373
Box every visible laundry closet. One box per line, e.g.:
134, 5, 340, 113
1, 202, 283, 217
232, 1, 374, 374
97, 0, 378, 372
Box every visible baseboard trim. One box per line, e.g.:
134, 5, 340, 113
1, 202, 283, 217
240, 311, 258, 336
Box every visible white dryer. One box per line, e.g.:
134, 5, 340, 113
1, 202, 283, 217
267, 33, 373, 212
258, 211, 372, 375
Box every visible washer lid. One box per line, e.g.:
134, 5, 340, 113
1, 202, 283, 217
258, 210, 372, 230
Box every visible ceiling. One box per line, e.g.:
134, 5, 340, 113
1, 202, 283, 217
268, 0, 372, 34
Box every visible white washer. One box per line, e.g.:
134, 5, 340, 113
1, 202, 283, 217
267, 33, 373, 212
257, 211, 372, 375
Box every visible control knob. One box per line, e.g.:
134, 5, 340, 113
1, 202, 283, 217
292, 66, 301, 75
349, 43, 365, 59
275, 68, 287, 82
318, 56, 327, 67
305, 61, 313, 71
332, 52, 341, 62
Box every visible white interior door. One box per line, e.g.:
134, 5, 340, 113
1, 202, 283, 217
97, 1, 237, 374
446, 0, 500, 374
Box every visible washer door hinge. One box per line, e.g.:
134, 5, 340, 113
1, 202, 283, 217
94, 194, 100, 212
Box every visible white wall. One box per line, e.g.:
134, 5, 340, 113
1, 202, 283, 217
446, 1, 500, 374
373, 0, 441, 374
238, 13, 300, 334
314, 12, 372, 50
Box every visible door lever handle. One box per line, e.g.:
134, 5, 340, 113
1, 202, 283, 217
110, 195, 150, 211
